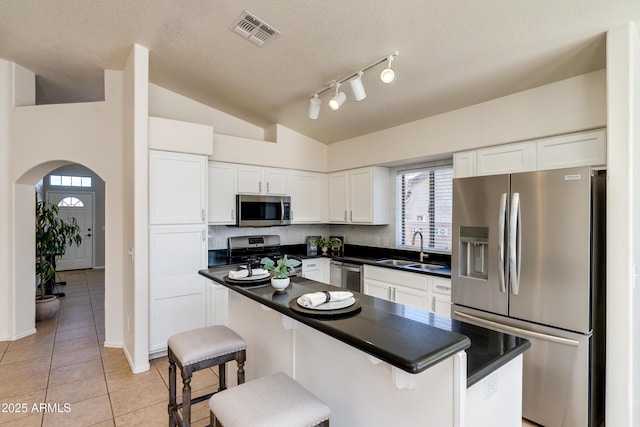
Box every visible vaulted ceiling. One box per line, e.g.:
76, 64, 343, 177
1, 1, 639, 143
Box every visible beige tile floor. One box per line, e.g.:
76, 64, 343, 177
0, 269, 546, 426
0, 269, 218, 426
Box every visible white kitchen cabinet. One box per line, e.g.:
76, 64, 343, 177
290, 170, 327, 223
149, 225, 208, 354
363, 265, 430, 311
453, 150, 476, 178
328, 171, 349, 222
301, 257, 330, 284
208, 162, 236, 224
237, 165, 289, 195
536, 129, 606, 170
476, 141, 536, 176
431, 276, 451, 318
149, 150, 207, 225
328, 166, 389, 224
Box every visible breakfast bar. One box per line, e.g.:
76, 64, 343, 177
199, 266, 530, 426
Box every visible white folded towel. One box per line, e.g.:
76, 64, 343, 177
228, 268, 268, 280
297, 291, 354, 308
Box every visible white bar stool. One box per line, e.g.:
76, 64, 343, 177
168, 325, 246, 427
209, 372, 330, 427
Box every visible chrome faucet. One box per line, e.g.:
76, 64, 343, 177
411, 230, 428, 263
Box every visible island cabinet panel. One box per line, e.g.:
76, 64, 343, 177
289, 170, 327, 224
237, 165, 289, 195
226, 294, 460, 427
208, 161, 236, 225
328, 166, 389, 224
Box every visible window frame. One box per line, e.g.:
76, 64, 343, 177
395, 161, 453, 254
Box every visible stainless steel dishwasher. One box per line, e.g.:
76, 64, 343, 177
329, 260, 362, 292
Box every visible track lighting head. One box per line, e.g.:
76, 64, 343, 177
349, 71, 367, 101
328, 83, 346, 111
380, 55, 395, 84
307, 94, 321, 120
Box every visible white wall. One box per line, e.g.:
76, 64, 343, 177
149, 84, 328, 172
328, 70, 606, 171
0, 60, 13, 340
4, 65, 125, 346
606, 22, 640, 427
120, 44, 151, 373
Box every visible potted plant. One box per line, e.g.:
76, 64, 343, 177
330, 237, 343, 253
35, 200, 82, 320
314, 237, 332, 255
260, 255, 301, 291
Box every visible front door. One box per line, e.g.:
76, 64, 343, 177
47, 191, 94, 270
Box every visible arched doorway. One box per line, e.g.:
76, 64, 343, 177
13, 161, 107, 340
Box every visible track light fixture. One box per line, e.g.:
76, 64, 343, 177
380, 55, 396, 84
307, 94, 321, 119
328, 82, 346, 111
349, 71, 366, 101
307, 51, 398, 120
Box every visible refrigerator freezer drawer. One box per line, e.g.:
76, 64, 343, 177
453, 308, 602, 427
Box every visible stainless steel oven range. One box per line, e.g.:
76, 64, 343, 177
227, 235, 301, 276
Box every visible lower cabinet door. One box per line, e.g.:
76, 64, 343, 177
363, 279, 392, 301
394, 284, 430, 311
432, 294, 452, 318
149, 225, 207, 354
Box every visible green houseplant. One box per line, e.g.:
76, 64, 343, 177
313, 237, 332, 255
260, 255, 301, 291
35, 200, 82, 319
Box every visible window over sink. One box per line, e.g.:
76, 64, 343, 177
396, 162, 453, 252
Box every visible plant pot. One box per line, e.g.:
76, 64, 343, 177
321, 247, 328, 255
35, 295, 60, 321
271, 277, 290, 292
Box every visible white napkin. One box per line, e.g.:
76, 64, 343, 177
297, 291, 353, 308
228, 268, 268, 280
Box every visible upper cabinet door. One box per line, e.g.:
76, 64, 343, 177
208, 162, 236, 225
476, 141, 536, 176
236, 165, 289, 195
328, 172, 349, 223
290, 170, 326, 223
264, 168, 289, 195
149, 150, 207, 225
349, 168, 374, 223
236, 165, 263, 194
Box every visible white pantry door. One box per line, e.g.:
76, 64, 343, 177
47, 191, 94, 270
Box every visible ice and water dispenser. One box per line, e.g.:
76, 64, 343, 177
458, 226, 489, 279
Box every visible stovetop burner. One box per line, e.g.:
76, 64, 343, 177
227, 235, 301, 273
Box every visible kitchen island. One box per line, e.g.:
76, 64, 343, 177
200, 266, 529, 426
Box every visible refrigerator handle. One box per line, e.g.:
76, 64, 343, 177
509, 192, 521, 295
453, 311, 580, 347
498, 193, 507, 293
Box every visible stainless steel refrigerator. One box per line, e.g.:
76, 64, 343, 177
451, 166, 605, 427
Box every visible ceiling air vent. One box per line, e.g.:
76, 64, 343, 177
230, 10, 280, 47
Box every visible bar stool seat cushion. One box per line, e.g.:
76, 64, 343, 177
168, 325, 246, 366
209, 372, 330, 427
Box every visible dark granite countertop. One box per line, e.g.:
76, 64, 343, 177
199, 266, 529, 386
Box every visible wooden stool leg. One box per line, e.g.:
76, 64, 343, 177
168, 358, 177, 427
218, 363, 226, 391
237, 350, 246, 385
181, 367, 193, 426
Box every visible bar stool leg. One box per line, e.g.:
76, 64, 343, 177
168, 358, 177, 427
237, 349, 246, 384
181, 367, 193, 426
218, 363, 226, 392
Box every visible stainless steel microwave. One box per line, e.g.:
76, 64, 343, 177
236, 194, 291, 227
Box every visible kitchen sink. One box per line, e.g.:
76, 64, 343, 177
376, 258, 447, 271
405, 262, 446, 271
376, 259, 416, 267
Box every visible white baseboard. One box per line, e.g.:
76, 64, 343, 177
122, 344, 150, 374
